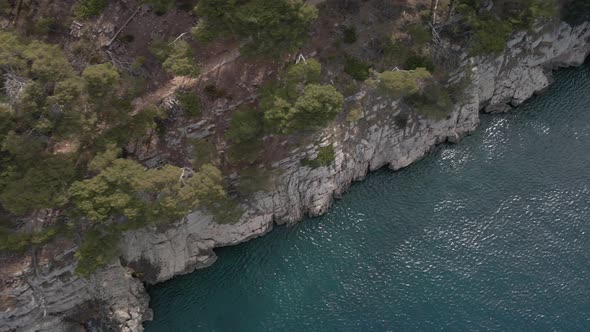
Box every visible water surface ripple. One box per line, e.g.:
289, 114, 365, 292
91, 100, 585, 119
145, 64, 590, 331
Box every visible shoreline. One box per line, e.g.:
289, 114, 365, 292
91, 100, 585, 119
2, 19, 589, 332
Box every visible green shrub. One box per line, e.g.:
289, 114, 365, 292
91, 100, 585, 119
404, 54, 434, 72
264, 84, 344, 134
406, 24, 431, 47
342, 25, 357, 44
88, 144, 120, 172
376, 36, 411, 70
193, 0, 318, 56
122, 75, 148, 98
394, 113, 409, 128
163, 40, 198, 76
301, 145, 335, 168
203, 84, 226, 99
191, 139, 217, 169
346, 106, 364, 123
69, 159, 228, 224
142, 0, 175, 15
75, 228, 120, 277
344, 55, 370, 81
226, 109, 263, 144
372, 68, 432, 97
284, 59, 322, 98
0, 226, 59, 252
227, 139, 264, 163
131, 56, 146, 72
119, 34, 135, 43
262, 96, 292, 133
237, 167, 273, 195
149, 38, 170, 62
74, 0, 108, 19
406, 83, 453, 120
150, 39, 199, 76
207, 197, 243, 224
0, 1, 10, 15
0, 105, 15, 144
456, 0, 557, 56
502, 0, 558, 28
32, 17, 59, 36
0, 155, 77, 215
286, 59, 322, 83
82, 63, 120, 98
470, 17, 513, 56
293, 84, 344, 127
177, 91, 202, 117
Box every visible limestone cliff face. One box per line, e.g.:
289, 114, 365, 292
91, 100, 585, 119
1, 241, 149, 332
119, 21, 590, 284
1, 20, 588, 332
479, 22, 589, 113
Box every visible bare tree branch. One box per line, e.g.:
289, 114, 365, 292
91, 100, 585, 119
106, 5, 142, 47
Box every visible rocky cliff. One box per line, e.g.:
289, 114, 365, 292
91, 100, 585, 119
1, 20, 588, 332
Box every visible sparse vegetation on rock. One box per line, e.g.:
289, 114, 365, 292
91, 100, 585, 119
301, 145, 336, 168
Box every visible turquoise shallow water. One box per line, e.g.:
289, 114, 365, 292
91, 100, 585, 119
145, 64, 590, 331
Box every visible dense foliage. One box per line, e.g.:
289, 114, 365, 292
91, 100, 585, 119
0, 31, 236, 276
344, 55, 370, 81
192, 0, 318, 56
371, 68, 432, 97
70, 160, 227, 224
342, 25, 357, 44
369, 67, 452, 119
73, 0, 108, 19
69, 161, 231, 272
0, 224, 59, 252
150, 39, 198, 76
406, 82, 453, 120
262, 60, 344, 134
457, 0, 558, 55
264, 84, 343, 134
226, 110, 264, 144
177, 90, 202, 118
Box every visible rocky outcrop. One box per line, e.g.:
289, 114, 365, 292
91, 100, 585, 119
478, 22, 589, 113
119, 21, 590, 285
1, 20, 588, 332
1, 240, 149, 332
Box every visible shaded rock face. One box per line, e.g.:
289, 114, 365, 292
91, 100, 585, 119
1, 21, 588, 332
0, 242, 150, 332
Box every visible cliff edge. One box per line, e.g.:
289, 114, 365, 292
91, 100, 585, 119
1, 17, 587, 332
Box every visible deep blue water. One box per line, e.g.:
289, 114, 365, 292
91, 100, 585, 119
145, 64, 590, 331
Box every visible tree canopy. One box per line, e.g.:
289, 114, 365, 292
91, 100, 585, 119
0, 32, 232, 276
261, 60, 343, 134
192, 0, 318, 56
372, 68, 432, 97
69, 159, 228, 224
